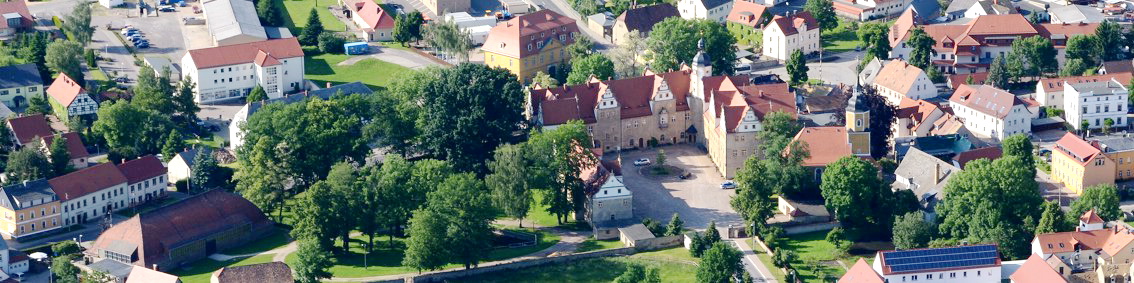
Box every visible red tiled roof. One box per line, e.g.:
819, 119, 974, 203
253, 50, 281, 67
352, 0, 395, 30
790, 126, 852, 167
1010, 254, 1068, 283
0, 0, 32, 30
47, 163, 127, 201
727, 0, 768, 28
953, 146, 1001, 169
896, 99, 943, 132
117, 155, 166, 184
948, 84, 1023, 119
1101, 227, 1134, 257
948, 72, 988, 89
874, 59, 926, 94
1038, 22, 1099, 47
722, 83, 796, 133
889, 8, 918, 48
839, 258, 884, 283
1054, 132, 1103, 166
7, 114, 53, 145
47, 72, 86, 107
532, 68, 697, 125
125, 266, 180, 283
186, 38, 304, 69
963, 14, 1038, 36
482, 10, 578, 58
1081, 209, 1105, 224
767, 11, 818, 36
1037, 72, 1133, 93
43, 132, 90, 159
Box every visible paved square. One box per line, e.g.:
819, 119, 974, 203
615, 145, 744, 229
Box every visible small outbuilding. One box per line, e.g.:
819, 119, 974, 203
618, 224, 656, 248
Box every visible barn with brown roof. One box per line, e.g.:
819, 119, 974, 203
88, 190, 272, 270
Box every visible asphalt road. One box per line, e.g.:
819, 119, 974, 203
755, 49, 867, 87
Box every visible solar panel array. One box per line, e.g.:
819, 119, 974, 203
883, 245, 999, 273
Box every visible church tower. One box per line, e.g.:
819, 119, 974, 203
846, 80, 872, 157
688, 38, 712, 145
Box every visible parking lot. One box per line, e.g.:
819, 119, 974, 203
83, 2, 192, 83
616, 145, 744, 229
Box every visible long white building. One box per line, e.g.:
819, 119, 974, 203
181, 38, 305, 104
948, 84, 1031, 140
871, 244, 1003, 283
762, 11, 820, 61
202, 0, 267, 46
1064, 78, 1128, 131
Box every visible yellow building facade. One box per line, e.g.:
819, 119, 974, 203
0, 180, 63, 239
1093, 136, 1134, 181
1051, 133, 1116, 195
482, 10, 579, 83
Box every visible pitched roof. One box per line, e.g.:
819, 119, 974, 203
212, 262, 293, 283
90, 190, 272, 268
1037, 72, 1133, 93
1101, 227, 1134, 257
767, 11, 818, 36
1037, 22, 1100, 47
186, 38, 304, 69
7, 114, 54, 145
952, 146, 1001, 169
896, 99, 943, 133
839, 258, 884, 283
0, 64, 43, 89
909, 0, 939, 19
617, 4, 679, 34
1102, 60, 1134, 74
532, 69, 698, 125
0, 179, 55, 211
874, 60, 927, 95
481, 10, 578, 58
618, 224, 656, 241
0, 0, 32, 30
889, 8, 919, 48
175, 147, 212, 169
948, 72, 988, 90
201, 0, 266, 42
1081, 209, 1105, 224
117, 155, 166, 184
790, 126, 852, 167
353, 0, 395, 30
696, 0, 731, 9
877, 244, 1001, 275
47, 72, 86, 107
893, 147, 959, 209
1053, 132, 1104, 166
948, 84, 1024, 119
1010, 254, 1068, 283
125, 266, 181, 283
727, 0, 767, 28
43, 132, 90, 159
47, 163, 128, 201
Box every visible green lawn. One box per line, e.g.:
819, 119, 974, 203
576, 238, 624, 253
224, 229, 292, 255
450, 247, 699, 282
780, 230, 850, 281
186, 134, 224, 149
750, 239, 787, 282
278, 0, 348, 34
172, 254, 274, 283
821, 19, 862, 53
304, 53, 411, 91
88, 68, 109, 81
524, 191, 589, 230
286, 228, 560, 278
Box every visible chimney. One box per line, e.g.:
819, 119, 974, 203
152, 264, 158, 271
758, 90, 765, 97
326, 82, 332, 88
21, 180, 27, 187
933, 163, 940, 184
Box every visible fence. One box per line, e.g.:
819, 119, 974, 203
407, 248, 637, 282
781, 222, 840, 235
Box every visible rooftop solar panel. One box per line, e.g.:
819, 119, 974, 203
882, 245, 999, 273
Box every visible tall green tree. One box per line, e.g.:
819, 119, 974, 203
160, 130, 184, 162
6, 141, 52, 183
293, 239, 333, 283
393, 11, 425, 45
1036, 201, 1072, 234
936, 156, 1042, 259
666, 213, 684, 236
527, 120, 595, 223
132, 66, 176, 114
424, 19, 472, 62
1060, 58, 1090, 77
174, 76, 200, 124
25, 96, 50, 115
47, 135, 72, 176
62, 1, 93, 45
802, 0, 836, 31
1002, 133, 1036, 177
567, 35, 595, 59
246, 85, 267, 103
646, 18, 737, 75
892, 211, 934, 250
51, 255, 81, 283
610, 32, 649, 78
786, 49, 809, 86
566, 53, 615, 84
189, 149, 220, 192
324, 162, 362, 251
1008, 36, 1058, 78
1066, 35, 1101, 67
907, 28, 936, 71
256, 0, 283, 26
91, 100, 175, 159
860, 85, 897, 158
486, 143, 533, 227
1097, 20, 1124, 61
821, 156, 895, 240
857, 21, 891, 60
987, 55, 1011, 90
1070, 184, 1122, 222
402, 208, 450, 271
45, 39, 85, 85
298, 9, 324, 46
696, 242, 744, 283
403, 173, 497, 270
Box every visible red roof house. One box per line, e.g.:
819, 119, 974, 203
6, 114, 53, 146
348, 0, 395, 41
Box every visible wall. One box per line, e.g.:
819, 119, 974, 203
633, 235, 683, 250
778, 222, 840, 235
408, 248, 637, 282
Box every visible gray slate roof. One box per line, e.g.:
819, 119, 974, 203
619, 224, 656, 241
944, 0, 978, 15
698, 0, 730, 9
1094, 135, 1134, 152
247, 82, 373, 117
893, 147, 960, 212
0, 179, 56, 211
176, 147, 212, 169
0, 63, 43, 89
910, 0, 940, 19
89, 259, 134, 279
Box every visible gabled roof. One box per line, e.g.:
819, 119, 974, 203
7, 114, 54, 145
1037, 22, 1100, 47
0, 0, 31, 30
532, 68, 698, 125
874, 60, 927, 95
695, 0, 731, 9
839, 258, 884, 283
1101, 60, 1134, 74
1101, 228, 1134, 257
89, 259, 134, 279
617, 4, 679, 34
1009, 254, 1068, 283
117, 155, 166, 184
1081, 209, 1105, 224
893, 147, 959, 207
889, 8, 919, 48
766, 11, 818, 36
1053, 132, 1104, 166
43, 132, 89, 160
186, 38, 304, 69
948, 84, 1024, 119
47, 163, 128, 201
125, 266, 181, 283
948, 72, 988, 89
952, 146, 1001, 169
1037, 72, 1133, 93
790, 126, 852, 167
47, 72, 87, 107
0, 179, 55, 211
201, 0, 266, 42
175, 147, 212, 169
353, 0, 395, 30
963, 14, 1037, 36
727, 0, 767, 28
482, 10, 578, 58
253, 50, 281, 67
0, 64, 43, 89
212, 262, 293, 283
877, 244, 1001, 275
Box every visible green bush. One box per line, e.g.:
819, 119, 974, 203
317, 32, 345, 54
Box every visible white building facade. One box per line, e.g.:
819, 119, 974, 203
949, 84, 1031, 140
50, 164, 131, 227
181, 38, 305, 104
1064, 78, 1128, 131
677, 0, 732, 22
762, 12, 821, 61
873, 59, 937, 105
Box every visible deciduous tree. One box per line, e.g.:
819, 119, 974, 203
486, 143, 533, 227
256, 0, 283, 26
821, 156, 895, 239
7, 139, 53, 183
646, 18, 736, 75
987, 55, 1011, 89
937, 156, 1042, 259
52, 255, 80, 283
45, 39, 85, 85
246, 85, 267, 103
1036, 201, 1072, 234
293, 240, 333, 283
803, 0, 836, 30
696, 242, 744, 283
1097, 20, 1124, 61
1066, 35, 1101, 67
92, 100, 174, 159
47, 135, 72, 176
62, 1, 93, 45
786, 49, 809, 86
907, 28, 936, 71
892, 211, 934, 249
566, 54, 615, 84
1008, 36, 1058, 78
1070, 184, 1122, 222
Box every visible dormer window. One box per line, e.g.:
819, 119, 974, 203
527, 44, 532, 51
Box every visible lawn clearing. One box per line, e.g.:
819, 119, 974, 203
224, 229, 292, 255
186, 134, 224, 148
173, 254, 274, 283
524, 191, 589, 230
780, 230, 850, 281
449, 247, 699, 282
278, 0, 348, 34
821, 19, 862, 54
576, 238, 624, 252
304, 53, 411, 91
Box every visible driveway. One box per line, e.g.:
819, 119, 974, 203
616, 145, 743, 229
755, 50, 867, 87
337, 45, 442, 69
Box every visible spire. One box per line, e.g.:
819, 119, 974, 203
693, 37, 710, 68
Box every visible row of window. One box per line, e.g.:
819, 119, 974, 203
0, 86, 36, 95
900, 270, 990, 281
17, 218, 57, 235
16, 206, 56, 222
1081, 104, 1125, 114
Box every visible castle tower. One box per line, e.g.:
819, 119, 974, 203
688, 38, 712, 145
846, 80, 872, 157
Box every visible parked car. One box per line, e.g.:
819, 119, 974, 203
633, 158, 651, 166
720, 180, 737, 189
678, 172, 692, 180
114, 77, 129, 83
135, 42, 150, 48
159, 5, 175, 12
121, 29, 139, 36
130, 37, 147, 43
133, 40, 150, 46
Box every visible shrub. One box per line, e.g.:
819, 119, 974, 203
317, 32, 345, 54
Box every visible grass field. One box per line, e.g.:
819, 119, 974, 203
821, 19, 862, 53
750, 238, 787, 281
173, 254, 274, 283
225, 229, 292, 255
523, 191, 589, 230
304, 53, 411, 91
575, 238, 624, 253
285, 228, 561, 278
451, 247, 699, 282
780, 230, 852, 281
278, 0, 348, 34
186, 134, 225, 149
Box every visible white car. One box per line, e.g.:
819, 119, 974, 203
633, 158, 651, 166
720, 180, 737, 189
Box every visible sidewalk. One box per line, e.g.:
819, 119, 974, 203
733, 238, 779, 283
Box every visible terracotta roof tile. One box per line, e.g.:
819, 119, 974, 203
1054, 132, 1102, 166
948, 84, 1023, 119
533, 69, 703, 126
948, 72, 988, 89
727, 0, 767, 28
7, 114, 53, 145
874, 59, 927, 95
767, 11, 818, 36
1009, 254, 1068, 283
953, 146, 1001, 169
1102, 227, 1134, 257
117, 155, 166, 184
47, 72, 86, 107
186, 38, 303, 69
47, 163, 127, 201
839, 258, 884, 283
351, 0, 395, 30
790, 126, 852, 167
0, 0, 32, 30
482, 10, 578, 58
963, 14, 1038, 36
1037, 72, 1133, 93
125, 266, 180, 283
889, 8, 918, 48
1081, 209, 1105, 224
43, 132, 90, 159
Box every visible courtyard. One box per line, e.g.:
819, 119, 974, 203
616, 145, 743, 229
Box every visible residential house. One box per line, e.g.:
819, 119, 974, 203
948, 84, 1031, 140
0, 179, 62, 239
229, 82, 373, 151
211, 262, 293, 283
943, 0, 1016, 20
839, 258, 885, 283
126, 266, 181, 283
167, 148, 210, 184
88, 190, 273, 270
948, 72, 989, 90
41, 133, 89, 169
0, 0, 31, 38
1051, 133, 1114, 195
890, 14, 1097, 74
1094, 136, 1134, 181
1035, 72, 1132, 110
1095, 228, 1134, 283
1032, 210, 1109, 273
952, 146, 1001, 169
117, 155, 168, 208
774, 197, 831, 224
0, 63, 42, 109
6, 114, 53, 147
678, 0, 733, 22
1061, 78, 1128, 131
892, 147, 959, 221
833, 0, 911, 21
612, 4, 679, 46
50, 163, 130, 226
482, 10, 578, 83
871, 244, 1003, 282
416, 0, 469, 16
201, 0, 267, 46
587, 13, 614, 40
762, 11, 820, 61
346, 0, 395, 42
581, 150, 632, 239
46, 73, 98, 120
0, 238, 30, 281
181, 38, 306, 104
1009, 254, 1069, 283
1048, 4, 1104, 24
1100, 59, 1134, 75
873, 59, 937, 105
892, 99, 951, 142
727, 0, 768, 30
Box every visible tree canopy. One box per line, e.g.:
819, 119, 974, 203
45, 39, 85, 85
892, 211, 934, 250
696, 242, 744, 283
820, 156, 897, 240
298, 8, 324, 46
566, 53, 615, 85
936, 156, 1042, 259
91, 100, 175, 159
803, 0, 837, 31
907, 28, 936, 71
786, 50, 809, 86
1070, 184, 1122, 222
646, 18, 737, 75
